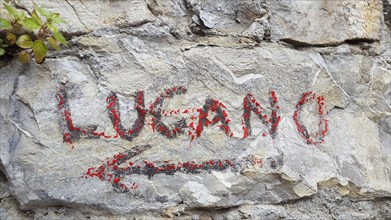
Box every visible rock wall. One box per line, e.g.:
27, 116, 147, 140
0, 0, 390, 219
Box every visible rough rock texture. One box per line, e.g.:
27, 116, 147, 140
0, 0, 390, 219
270, 0, 384, 45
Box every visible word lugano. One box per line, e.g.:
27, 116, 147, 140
56, 84, 329, 147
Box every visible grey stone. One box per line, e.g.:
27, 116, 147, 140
270, 0, 383, 45
0, 0, 390, 218
239, 204, 287, 220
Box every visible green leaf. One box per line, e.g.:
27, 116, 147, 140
6, 32, 16, 45
0, 38, 3, 44
18, 18, 41, 30
34, 4, 50, 18
53, 32, 66, 46
18, 50, 30, 63
31, 9, 42, 25
35, 57, 45, 64
47, 23, 58, 33
32, 39, 47, 62
0, 18, 12, 29
52, 13, 60, 18
0, 48, 5, 56
52, 17, 66, 24
16, 34, 33, 49
18, 10, 26, 20
47, 37, 59, 50
3, 4, 18, 18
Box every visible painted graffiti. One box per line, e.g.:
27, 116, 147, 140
56, 83, 329, 193
82, 145, 284, 193
148, 86, 188, 139
57, 84, 328, 147
242, 92, 280, 139
293, 91, 328, 144
106, 92, 146, 142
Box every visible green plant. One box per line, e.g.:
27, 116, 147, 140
0, 3, 67, 64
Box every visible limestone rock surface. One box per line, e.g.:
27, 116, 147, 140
0, 0, 390, 219
270, 0, 384, 45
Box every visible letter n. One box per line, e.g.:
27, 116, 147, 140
242, 91, 281, 139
